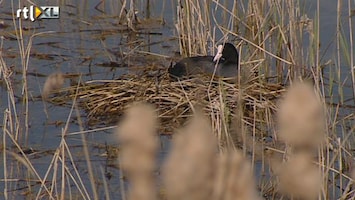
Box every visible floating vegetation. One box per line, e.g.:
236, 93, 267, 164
49, 65, 285, 134
2, 0, 354, 199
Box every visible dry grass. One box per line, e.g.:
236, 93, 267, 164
1, 0, 355, 199
114, 83, 327, 200
49, 70, 284, 135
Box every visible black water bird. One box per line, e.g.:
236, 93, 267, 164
169, 43, 239, 78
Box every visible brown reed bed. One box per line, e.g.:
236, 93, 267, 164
2, 0, 355, 199
47, 65, 285, 135
114, 82, 330, 200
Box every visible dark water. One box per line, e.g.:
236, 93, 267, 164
0, 0, 354, 198
0, 1, 177, 198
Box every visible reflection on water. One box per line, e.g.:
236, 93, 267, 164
0, 1, 179, 198
0, 0, 354, 199
0, 0, 177, 144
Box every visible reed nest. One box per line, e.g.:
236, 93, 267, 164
49, 65, 285, 134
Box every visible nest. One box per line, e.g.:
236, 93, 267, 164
49, 66, 285, 134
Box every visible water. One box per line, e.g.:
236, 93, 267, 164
0, 0, 181, 198
0, 0, 354, 199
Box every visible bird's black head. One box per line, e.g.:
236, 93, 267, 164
220, 43, 239, 64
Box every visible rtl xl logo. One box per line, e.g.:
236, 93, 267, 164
16, 6, 60, 21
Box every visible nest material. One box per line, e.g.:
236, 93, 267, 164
50, 67, 285, 134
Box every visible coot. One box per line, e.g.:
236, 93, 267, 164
169, 43, 239, 78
